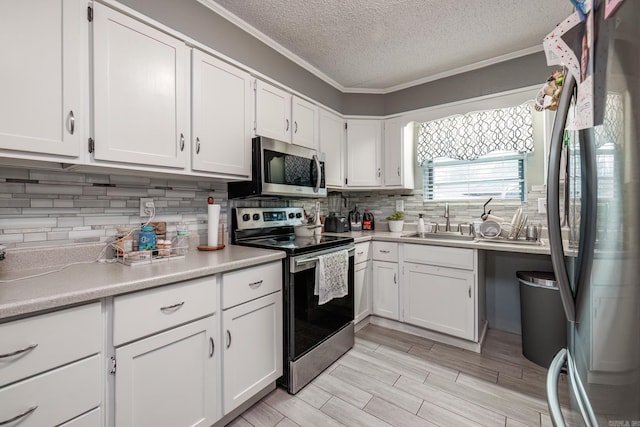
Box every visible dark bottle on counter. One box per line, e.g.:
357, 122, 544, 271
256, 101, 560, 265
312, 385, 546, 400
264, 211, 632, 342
362, 209, 375, 230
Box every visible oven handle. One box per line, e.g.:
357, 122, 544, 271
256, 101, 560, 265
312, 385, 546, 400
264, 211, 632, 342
292, 246, 355, 272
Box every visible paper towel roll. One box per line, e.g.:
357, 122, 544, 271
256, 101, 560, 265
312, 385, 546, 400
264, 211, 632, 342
207, 203, 220, 247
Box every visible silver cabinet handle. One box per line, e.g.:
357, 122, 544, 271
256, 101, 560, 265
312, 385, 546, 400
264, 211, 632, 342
377, 168, 381, 178
226, 330, 231, 349
0, 406, 38, 425
393, 273, 397, 284
66, 110, 75, 135
397, 166, 400, 176
209, 337, 214, 358
294, 121, 298, 133
379, 250, 390, 254
248, 280, 263, 289
356, 251, 364, 256
196, 137, 201, 154
179, 133, 185, 151
285, 119, 290, 131
468, 286, 471, 298
160, 302, 184, 313
0, 343, 38, 359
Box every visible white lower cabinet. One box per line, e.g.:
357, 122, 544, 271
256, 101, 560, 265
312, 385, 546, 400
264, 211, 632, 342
372, 260, 399, 320
222, 291, 283, 414
114, 316, 218, 427
354, 259, 372, 323
403, 262, 476, 340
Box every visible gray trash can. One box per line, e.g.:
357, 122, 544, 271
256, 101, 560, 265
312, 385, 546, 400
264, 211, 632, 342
517, 271, 567, 368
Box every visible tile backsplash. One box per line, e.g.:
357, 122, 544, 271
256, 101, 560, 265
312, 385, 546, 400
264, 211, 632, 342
0, 166, 548, 252
0, 167, 228, 250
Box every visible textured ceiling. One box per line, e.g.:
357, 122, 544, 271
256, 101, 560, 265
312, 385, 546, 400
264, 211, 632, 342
205, 0, 574, 92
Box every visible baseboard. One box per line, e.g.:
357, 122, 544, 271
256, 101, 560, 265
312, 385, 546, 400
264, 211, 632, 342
354, 316, 371, 332
368, 316, 486, 353
212, 382, 276, 427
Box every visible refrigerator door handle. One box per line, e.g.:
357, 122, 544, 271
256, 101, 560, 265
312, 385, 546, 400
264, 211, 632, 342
547, 348, 567, 427
546, 72, 577, 322
567, 350, 598, 427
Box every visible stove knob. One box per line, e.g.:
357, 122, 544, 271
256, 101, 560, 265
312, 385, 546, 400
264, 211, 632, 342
288, 212, 295, 219
242, 213, 250, 222
295, 212, 302, 218
253, 213, 260, 221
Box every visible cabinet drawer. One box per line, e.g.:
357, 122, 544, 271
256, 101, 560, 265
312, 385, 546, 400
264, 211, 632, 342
354, 242, 370, 264
0, 302, 101, 388
372, 241, 398, 262
60, 408, 102, 427
114, 276, 216, 346
0, 355, 101, 427
403, 244, 475, 270
222, 261, 282, 310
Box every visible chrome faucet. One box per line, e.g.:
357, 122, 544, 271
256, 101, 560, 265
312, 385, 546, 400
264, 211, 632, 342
443, 203, 451, 232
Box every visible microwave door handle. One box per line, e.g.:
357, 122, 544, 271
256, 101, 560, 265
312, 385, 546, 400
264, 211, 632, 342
313, 153, 321, 193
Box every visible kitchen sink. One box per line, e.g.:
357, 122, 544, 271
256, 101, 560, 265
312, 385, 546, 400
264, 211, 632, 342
402, 231, 475, 242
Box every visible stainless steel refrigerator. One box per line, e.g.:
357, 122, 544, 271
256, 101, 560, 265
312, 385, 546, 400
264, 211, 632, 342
545, 1, 640, 425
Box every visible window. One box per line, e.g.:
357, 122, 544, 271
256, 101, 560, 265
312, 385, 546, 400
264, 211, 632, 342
416, 102, 534, 202
423, 152, 526, 201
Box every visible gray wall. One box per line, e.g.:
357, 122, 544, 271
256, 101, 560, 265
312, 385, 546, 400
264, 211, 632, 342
118, 0, 553, 117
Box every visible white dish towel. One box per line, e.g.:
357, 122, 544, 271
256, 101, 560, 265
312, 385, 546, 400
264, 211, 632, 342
315, 249, 349, 305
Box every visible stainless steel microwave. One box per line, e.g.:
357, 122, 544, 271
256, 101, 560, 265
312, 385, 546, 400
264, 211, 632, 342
228, 137, 327, 199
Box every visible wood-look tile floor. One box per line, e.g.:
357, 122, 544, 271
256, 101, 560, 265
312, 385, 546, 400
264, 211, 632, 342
227, 324, 576, 427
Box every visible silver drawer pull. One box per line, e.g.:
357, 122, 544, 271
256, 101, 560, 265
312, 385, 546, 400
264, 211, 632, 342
160, 302, 185, 313
226, 330, 232, 349
0, 405, 38, 425
356, 251, 364, 255
209, 337, 215, 358
248, 280, 263, 289
0, 343, 38, 359
379, 250, 390, 254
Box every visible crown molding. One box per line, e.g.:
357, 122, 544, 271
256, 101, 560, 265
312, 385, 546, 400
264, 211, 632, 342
198, 0, 543, 95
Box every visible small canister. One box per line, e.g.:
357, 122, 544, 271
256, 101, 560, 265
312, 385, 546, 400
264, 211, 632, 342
138, 226, 157, 251
526, 224, 539, 241
157, 239, 172, 256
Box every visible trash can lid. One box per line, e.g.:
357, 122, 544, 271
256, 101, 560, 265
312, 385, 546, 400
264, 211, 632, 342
516, 271, 557, 288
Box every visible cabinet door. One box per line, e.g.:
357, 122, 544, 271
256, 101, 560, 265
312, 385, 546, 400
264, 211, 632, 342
372, 261, 399, 320
346, 119, 382, 187
403, 262, 475, 341
115, 316, 218, 427
319, 109, 345, 188
354, 260, 372, 323
255, 80, 292, 142
222, 292, 283, 414
291, 96, 318, 149
0, 0, 84, 158
384, 117, 403, 187
92, 3, 188, 168
191, 50, 252, 177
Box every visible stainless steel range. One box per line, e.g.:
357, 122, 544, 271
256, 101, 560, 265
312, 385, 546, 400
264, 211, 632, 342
231, 207, 354, 394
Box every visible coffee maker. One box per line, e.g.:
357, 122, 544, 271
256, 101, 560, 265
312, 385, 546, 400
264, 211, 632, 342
324, 193, 349, 232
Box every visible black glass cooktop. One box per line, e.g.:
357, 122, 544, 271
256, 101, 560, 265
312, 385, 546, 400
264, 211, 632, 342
237, 234, 353, 255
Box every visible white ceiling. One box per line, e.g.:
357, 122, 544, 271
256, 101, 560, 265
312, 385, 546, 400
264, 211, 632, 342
202, 0, 574, 93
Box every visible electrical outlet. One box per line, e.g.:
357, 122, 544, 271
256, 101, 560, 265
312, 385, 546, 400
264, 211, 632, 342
396, 200, 404, 212
538, 198, 546, 214
140, 198, 154, 217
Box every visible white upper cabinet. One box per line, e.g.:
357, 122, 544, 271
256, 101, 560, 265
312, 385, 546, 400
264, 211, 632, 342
0, 0, 85, 158
346, 119, 383, 187
384, 117, 415, 189
291, 96, 318, 149
191, 50, 252, 178
92, 3, 189, 168
318, 109, 345, 188
255, 80, 319, 148
255, 80, 292, 142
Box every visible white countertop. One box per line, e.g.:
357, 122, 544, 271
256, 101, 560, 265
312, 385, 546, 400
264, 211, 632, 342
0, 246, 285, 321
328, 230, 551, 255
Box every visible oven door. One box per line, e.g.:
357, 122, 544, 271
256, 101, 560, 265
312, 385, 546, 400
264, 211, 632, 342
289, 245, 354, 361
260, 137, 327, 198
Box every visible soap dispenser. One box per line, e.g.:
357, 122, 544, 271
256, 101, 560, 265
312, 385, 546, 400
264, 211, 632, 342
417, 213, 426, 233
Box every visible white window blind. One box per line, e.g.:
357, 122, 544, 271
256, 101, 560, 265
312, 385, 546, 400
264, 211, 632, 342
423, 152, 526, 201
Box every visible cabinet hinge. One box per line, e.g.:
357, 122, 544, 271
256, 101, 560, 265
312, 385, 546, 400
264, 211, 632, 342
88, 138, 95, 153
87, 5, 93, 22
109, 356, 116, 374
